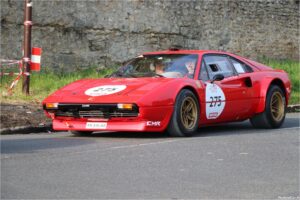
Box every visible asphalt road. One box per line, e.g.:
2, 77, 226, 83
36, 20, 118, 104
1, 113, 299, 199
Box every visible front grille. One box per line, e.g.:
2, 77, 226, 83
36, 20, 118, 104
52, 104, 138, 119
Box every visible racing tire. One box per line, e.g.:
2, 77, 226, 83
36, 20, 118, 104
250, 85, 286, 129
70, 131, 93, 137
167, 89, 199, 137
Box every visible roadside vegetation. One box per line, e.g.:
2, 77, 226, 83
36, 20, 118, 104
260, 58, 299, 105
0, 67, 115, 104
0, 59, 299, 105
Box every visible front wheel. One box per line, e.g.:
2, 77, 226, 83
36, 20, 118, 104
70, 131, 93, 137
250, 85, 286, 128
167, 89, 199, 137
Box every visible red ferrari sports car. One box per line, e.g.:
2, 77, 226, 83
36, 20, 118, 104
43, 49, 291, 136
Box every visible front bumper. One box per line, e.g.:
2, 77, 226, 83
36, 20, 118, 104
51, 106, 173, 132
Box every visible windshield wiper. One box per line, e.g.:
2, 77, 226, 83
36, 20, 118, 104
108, 71, 123, 77
110, 71, 164, 78
125, 73, 138, 78
109, 71, 139, 78
154, 73, 165, 77
142, 72, 165, 77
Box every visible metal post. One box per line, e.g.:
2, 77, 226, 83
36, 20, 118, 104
22, 0, 32, 95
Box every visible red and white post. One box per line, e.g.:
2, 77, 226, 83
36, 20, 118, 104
31, 47, 42, 71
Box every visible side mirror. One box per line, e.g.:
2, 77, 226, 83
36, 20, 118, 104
211, 74, 224, 83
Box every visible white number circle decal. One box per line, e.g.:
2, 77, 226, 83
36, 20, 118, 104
85, 85, 126, 96
205, 83, 226, 119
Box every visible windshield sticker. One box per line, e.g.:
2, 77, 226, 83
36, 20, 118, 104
85, 85, 126, 96
205, 83, 226, 119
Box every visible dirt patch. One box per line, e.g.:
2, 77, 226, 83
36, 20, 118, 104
0, 103, 51, 129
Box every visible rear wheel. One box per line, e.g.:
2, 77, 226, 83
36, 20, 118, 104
70, 131, 93, 136
167, 89, 199, 137
250, 85, 286, 128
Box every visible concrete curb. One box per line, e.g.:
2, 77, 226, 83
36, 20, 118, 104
0, 123, 52, 135
286, 104, 300, 113
1, 105, 299, 135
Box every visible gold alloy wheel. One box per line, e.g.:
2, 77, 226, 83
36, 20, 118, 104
180, 97, 197, 129
270, 91, 285, 122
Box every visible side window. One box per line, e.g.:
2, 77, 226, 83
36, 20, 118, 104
199, 61, 209, 82
229, 57, 253, 74
203, 55, 235, 79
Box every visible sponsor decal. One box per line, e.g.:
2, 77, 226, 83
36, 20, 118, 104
205, 83, 226, 119
85, 85, 126, 96
146, 121, 161, 126
208, 112, 218, 119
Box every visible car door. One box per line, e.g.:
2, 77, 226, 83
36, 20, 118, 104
198, 54, 255, 124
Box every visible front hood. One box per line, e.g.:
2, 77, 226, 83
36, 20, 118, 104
44, 77, 177, 104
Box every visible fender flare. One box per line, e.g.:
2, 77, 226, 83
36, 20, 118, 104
255, 77, 287, 114
173, 82, 201, 104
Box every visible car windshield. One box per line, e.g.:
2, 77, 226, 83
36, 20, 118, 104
110, 54, 198, 79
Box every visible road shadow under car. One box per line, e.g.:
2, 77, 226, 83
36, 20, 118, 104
85, 131, 169, 139
79, 117, 299, 139
194, 117, 299, 137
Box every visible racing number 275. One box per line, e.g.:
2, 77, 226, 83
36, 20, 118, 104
209, 96, 222, 107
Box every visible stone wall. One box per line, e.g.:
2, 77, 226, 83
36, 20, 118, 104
1, 0, 299, 71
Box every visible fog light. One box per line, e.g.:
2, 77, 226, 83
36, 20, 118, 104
45, 103, 58, 109
117, 103, 133, 110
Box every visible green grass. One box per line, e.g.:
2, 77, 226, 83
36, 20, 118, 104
0, 67, 115, 104
1, 59, 299, 105
259, 58, 299, 105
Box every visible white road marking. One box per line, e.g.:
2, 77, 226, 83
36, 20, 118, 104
1, 155, 10, 159
0, 139, 180, 160
276, 127, 300, 130
239, 152, 248, 155
110, 139, 178, 149
68, 139, 179, 155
